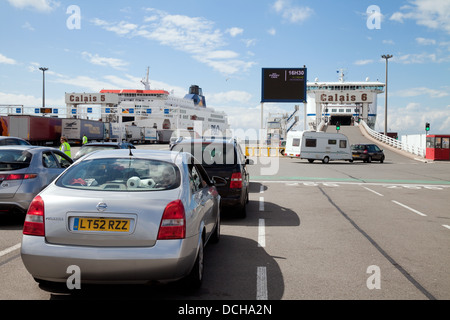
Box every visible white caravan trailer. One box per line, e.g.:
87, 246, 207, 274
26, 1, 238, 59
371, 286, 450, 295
285, 131, 353, 163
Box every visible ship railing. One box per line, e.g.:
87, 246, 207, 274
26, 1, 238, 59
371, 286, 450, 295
359, 120, 425, 157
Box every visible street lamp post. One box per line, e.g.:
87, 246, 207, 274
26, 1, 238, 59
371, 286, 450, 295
381, 54, 392, 136
39, 67, 48, 111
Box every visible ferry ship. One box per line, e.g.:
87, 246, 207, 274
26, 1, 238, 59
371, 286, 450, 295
305, 70, 384, 131
99, 70, 229, 136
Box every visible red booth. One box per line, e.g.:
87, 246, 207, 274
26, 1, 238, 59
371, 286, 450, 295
426, 135, 450, 160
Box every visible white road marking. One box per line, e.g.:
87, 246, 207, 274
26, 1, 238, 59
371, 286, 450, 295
0, 243, 21, 258
392, 200, 427, 217
363, 186, 384, 197
258, 219, 265, 247
256, 266, 268, 300
442, 225, 450, 230
259, 197, 264, 211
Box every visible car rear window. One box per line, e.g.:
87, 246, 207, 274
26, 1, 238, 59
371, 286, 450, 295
351, 145, 365, 150
56, 158, 181, 191
172, 142, 237, 166
0, 150, 32, 171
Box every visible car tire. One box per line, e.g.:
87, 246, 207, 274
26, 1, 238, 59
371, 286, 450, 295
322, 156, 329, 164
367, 156, 372, 163
185, 236, 204, 289
211, 213, 220, 244
380, 156, 385, 163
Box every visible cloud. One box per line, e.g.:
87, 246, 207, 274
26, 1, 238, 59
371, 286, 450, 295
0, 53, 17, 65
0, 91, 63, 107
273, 0, 314, 24
354, 59, 374, 66
7, 0, 59, 12
394, 87, 449, 98
92, 9, 255, 76
416, 37, 436, 45
81, 52, 129, 70
226, 27, 244, 37
390, 0, 450, 34
385, 103, 450, 134
394, 52, 450, 64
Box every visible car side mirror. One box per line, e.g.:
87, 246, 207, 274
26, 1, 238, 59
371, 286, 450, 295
211, 176, 227, 187
245, 158, 254, 165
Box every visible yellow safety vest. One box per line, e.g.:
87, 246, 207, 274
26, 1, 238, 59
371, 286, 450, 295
82, 135, 88, 144
60, 142, 71, 157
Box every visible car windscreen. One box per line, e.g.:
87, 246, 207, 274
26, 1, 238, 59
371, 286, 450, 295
0, 150, 32, 171
172, 143, 237, 167
56, 158, 181, 191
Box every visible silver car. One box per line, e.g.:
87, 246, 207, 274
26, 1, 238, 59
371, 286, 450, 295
0, 146, 73, 215
21, 149, 222, 288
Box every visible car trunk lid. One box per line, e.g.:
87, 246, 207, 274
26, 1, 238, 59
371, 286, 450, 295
43, 187, 181, 247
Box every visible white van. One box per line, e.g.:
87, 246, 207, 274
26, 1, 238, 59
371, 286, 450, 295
285, 131, 353, 163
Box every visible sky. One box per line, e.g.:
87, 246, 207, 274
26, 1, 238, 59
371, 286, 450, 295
0, 0, 449, 137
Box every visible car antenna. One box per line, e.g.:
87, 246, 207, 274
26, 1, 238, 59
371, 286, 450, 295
128, 145, 133, 156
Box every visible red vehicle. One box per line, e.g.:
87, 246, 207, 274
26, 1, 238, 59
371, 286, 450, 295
426, 135, 450, 160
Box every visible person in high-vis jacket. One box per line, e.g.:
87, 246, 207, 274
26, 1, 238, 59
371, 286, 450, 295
82, 134, 88, 145
60, 136, 71, 158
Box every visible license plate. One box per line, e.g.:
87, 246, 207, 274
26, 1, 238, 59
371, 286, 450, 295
73, 217, 130, 232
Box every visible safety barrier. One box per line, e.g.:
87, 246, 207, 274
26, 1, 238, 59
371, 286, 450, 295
245, 146, 285, 157
360, 120, 425, 157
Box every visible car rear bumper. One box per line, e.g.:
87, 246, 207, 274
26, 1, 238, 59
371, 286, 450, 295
21, 234, 200, 284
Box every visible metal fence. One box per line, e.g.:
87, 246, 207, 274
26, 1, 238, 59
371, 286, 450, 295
359, 120, 425, 157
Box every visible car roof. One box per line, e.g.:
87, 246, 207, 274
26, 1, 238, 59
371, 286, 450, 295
0, 136, 27, 140
82, 142, 128, 146
0, 145, 58, 152
80, 149, 188, 164
175, 137, 237, 145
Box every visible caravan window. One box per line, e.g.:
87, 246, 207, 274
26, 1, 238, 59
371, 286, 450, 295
339, 140, 347, 148
305, 139, 316, 147
292, 138, 300, 147
328, 139, 337, 145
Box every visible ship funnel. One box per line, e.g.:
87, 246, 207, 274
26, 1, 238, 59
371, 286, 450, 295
184, 85, 206, 107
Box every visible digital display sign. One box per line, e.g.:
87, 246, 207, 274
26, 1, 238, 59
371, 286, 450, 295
261, 68, 307, 103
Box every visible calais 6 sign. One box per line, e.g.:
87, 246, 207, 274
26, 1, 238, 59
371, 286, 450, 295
261, 68, 307, 103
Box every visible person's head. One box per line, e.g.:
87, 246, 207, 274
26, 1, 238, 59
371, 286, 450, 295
60, 136, 67, 143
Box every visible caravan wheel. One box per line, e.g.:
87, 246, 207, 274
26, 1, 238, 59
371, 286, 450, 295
322, 156, 330, 164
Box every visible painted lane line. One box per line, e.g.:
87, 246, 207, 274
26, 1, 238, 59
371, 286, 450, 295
256, 266, 268, 300
0, 243, 21, 258
392, 200, 427, 217
258, 219, 265, 247
259, 185, 264, 211
259, 197, 264, 211
363, 186, 384, 197
442, 225, 450, 230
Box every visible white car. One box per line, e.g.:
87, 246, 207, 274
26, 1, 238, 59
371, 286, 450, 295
21, 149, 223, 288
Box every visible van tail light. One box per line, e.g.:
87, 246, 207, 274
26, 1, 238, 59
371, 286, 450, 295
230, 172, 243, 189
23, 195, 45, 236
157, 200, 186, 240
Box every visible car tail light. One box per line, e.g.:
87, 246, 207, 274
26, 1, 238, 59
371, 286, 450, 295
0, 173, 37, 180
363, 150, 368, 154
230, 172, 243, 189
23, 195, 45, 236
157, 200, 186, 240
